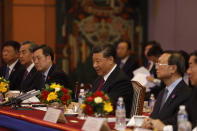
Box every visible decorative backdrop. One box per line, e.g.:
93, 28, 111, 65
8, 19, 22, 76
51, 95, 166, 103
56, 0, 146, 84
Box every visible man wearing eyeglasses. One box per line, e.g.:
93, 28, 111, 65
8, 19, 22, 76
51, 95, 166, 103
142, 51, 192, 128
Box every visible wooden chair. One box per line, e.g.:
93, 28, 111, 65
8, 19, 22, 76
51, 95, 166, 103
130, 80, 146, 116
74, 82, 92, 100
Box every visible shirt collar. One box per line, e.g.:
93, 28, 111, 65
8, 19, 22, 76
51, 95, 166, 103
26, 63, 34, 73
121, 56, 129, 64
165, 77, 182, 100
7, 59, 18, 74
43, 64, 52, 78
103, 64, 117, 81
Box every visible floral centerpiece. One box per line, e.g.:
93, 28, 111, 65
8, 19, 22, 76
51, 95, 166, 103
80, 91, 113, 117
38, 83, 72, 106
0, 77, 9, 94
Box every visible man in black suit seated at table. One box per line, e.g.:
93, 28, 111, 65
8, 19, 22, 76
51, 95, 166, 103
116, 41, 139, 79
142, 51, 192, 128
91, 44, 133, 118
0, 41, 25, 90
19, 41, 45, 92
142, 51, 197, 130
33, 44, 72, 91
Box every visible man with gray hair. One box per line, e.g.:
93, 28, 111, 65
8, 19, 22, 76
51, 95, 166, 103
19, 41, 45, 92
142, 51, 192, 128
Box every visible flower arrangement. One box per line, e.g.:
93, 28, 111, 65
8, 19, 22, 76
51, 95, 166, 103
38, 83, 72, 106
0, 77, 9, 94
80, 91, 113, 116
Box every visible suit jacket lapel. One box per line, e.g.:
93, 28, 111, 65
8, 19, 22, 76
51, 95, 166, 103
160, 80, 184, 112
101, 67, 119, 92
9, 61, 20, 80
154, 89, 165, 113
45, 64, 55, 83
25, 67, 36, 81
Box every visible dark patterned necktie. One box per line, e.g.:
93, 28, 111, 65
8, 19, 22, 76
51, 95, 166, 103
96, 78, 105, 91
5, 66, 10, 80
23, 70, 28, 80
119, 61, 124, 69
160, 88, 168, 111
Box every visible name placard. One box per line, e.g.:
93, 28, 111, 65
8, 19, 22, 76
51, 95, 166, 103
43, 107, 67, 123
82, 117, 111, 131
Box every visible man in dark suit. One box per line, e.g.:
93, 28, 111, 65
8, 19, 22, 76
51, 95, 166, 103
116, 41, 139, 79
91, 44, 133, 118
19, 41, 45, 92
142, 51, 191, 128
142, 51, 197, 130
185, 51, 197, 128
0, 41, 25, 90
33, 44, 72, 91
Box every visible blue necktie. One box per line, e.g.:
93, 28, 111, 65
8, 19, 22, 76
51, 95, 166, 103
5, 66, 10, 80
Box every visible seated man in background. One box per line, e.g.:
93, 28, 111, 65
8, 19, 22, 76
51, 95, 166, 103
142, 51, 197, 130
142, 51, 191, 128
91, 44, 133, 118
145, 43, 164, 99
0, 41, 25, 90
116, 41, 139, 79
33, 45, 72, 91
19, 41, 45, 92
143, 41, 160, 75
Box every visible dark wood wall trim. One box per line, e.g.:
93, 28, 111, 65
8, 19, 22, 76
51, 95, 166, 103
4, 0, 13, 41
0, 0, 3, 44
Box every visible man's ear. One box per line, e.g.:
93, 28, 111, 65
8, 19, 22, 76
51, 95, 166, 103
108, 56, 114, 64
46, 55, 52, 61
170, 65, 177, 74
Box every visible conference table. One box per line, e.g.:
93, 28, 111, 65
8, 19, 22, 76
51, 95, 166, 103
0, 105, 117, 131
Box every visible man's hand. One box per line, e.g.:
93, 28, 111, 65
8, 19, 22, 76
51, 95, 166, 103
146, 76, 155, 82
141, 118, 153, 129
151, 119, 165, 131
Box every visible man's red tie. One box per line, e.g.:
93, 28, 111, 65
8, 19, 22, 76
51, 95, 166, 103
97, 78, 104, 91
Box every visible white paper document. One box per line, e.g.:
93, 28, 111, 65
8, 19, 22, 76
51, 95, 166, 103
132, 67, 156, 88
133, 66, 150, 76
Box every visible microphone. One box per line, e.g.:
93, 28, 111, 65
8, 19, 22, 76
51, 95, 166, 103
1, 90, 40, 106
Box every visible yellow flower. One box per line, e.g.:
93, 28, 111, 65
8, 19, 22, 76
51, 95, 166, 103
80, 104, 86, 109
1, 87, 7, 93
0, 82, 8, 93
47, 92, 58, 101
50, 83, 61, 89
94, 97, 103, 104
0, 82, 7, 88
104, 102, 113, 113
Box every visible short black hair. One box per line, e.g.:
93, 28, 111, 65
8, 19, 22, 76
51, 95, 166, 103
33, 44, 54, 61
2, 40, 20, 52
117, 41, 131, 50
145, 41, 161, 47
179, 50, 189, 70
22, 41, 38, 53
92, 44, 116, 60
190, 51, 197, 64
147, 44, 163, 57
168, 52, 185, 77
